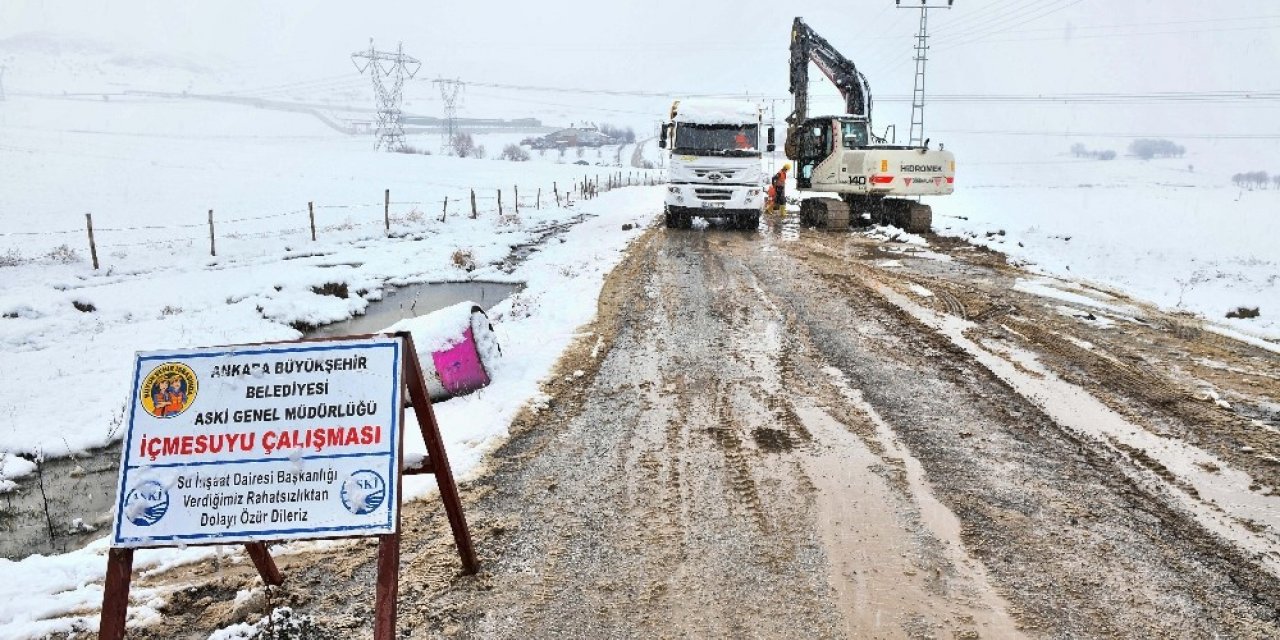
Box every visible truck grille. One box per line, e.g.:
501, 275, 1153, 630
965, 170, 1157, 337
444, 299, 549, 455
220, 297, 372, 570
693, 169, 739, 181
693, 188, 733, 201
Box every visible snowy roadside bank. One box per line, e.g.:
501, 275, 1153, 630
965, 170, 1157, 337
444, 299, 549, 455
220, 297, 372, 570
0, 178, 654, 476
932, 149, 1280, 342
0, 186, 659, 638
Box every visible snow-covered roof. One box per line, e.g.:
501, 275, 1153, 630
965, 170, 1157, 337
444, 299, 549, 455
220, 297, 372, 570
671, 99, 759, 125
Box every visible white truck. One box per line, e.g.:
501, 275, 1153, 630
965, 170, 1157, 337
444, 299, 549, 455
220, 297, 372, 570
659, 99, 776, 230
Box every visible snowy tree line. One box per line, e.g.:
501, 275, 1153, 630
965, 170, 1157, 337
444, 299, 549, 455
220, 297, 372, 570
1128, 138, 1185, 160
1069, 143, 1116, 161
598, 123, 637, 144
1231, 171, 1280, 189
450, 133, 486, 159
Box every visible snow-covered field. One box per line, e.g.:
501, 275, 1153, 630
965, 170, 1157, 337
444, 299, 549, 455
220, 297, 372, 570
0, 82, 661, 634
927, 136, 1280, 341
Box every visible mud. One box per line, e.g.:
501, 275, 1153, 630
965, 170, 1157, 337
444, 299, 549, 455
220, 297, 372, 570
68, 218, 1280, 639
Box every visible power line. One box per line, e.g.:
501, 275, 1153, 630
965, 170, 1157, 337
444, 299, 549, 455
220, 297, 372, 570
434, 78, 464, 152
897, 0, 956, 145
932, 0, 1086, 48
930, 128, 1280, 139
351, 39, 421, 152
939, 22, 1280, 47
930, 0, 1072, 46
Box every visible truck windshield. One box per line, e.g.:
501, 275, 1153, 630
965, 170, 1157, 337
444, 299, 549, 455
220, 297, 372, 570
673, 124, 759, 157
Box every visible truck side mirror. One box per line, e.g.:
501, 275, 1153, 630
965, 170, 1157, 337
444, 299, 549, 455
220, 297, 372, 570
766, 126, 776, 152
658, 124, 668, 149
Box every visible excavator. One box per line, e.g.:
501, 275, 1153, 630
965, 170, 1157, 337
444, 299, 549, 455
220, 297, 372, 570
785, 17, 955, 233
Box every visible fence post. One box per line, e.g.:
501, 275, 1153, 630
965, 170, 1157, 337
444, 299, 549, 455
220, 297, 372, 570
553, 182, 560, 206
470, 189, 477, 219
536, 188, 541, 210
384, 189, 390, 232
514, 185, 519, 214
207, 209, 216, 257
84, 213, 99, 270
441, 196, 449, 223
497, 190, 503, 216
309, 201, 316, 241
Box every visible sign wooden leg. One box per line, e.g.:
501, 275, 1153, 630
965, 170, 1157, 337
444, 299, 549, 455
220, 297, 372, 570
98, 547, 134, 640
244, 542, 284, 586
398, 332, 480, 574
425, 426, 480, 575
374, 533, 401, 640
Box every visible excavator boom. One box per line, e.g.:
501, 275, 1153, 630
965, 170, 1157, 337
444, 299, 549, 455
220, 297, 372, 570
787, 17, 873, 127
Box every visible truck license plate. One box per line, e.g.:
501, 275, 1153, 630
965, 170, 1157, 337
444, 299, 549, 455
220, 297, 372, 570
701, 203, 725, 209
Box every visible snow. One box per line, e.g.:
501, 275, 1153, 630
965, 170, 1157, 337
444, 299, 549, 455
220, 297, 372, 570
863, 224, 928, 246
907, 283, 934, 298
0, 46, 664, 634
1012, 278, 1132, 315
670, 99, 759, 125
0, 86, 661, 470
932, 143, 1280, 341
386, 300, 485, 353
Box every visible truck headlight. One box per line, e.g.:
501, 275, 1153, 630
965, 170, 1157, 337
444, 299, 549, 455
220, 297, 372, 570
747, 188, 761, 196
668, 186, 680, 194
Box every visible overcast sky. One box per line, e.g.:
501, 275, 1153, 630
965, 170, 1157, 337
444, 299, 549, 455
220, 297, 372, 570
4, 0, 1279, 139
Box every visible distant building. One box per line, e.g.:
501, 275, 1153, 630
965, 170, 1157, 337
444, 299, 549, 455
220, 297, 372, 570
523, 124, 618, 149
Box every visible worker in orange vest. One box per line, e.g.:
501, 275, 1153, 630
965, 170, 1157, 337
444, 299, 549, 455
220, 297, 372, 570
768, 163, 791, 215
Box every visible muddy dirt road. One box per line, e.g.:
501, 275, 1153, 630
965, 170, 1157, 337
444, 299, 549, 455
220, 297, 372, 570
130, 216, 1280, 639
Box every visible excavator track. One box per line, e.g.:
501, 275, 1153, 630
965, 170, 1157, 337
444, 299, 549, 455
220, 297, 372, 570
799, 198, 850, 230
838, 197, 933, 234
885, 199, 933, 235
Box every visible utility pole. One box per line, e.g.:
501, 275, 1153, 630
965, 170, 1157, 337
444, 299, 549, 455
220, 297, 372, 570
896, 0, 953, 146
433, 78, 464, 154
351, 39, 421, 152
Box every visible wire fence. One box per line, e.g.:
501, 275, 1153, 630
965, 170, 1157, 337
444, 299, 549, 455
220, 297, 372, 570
0, 169, 667, 269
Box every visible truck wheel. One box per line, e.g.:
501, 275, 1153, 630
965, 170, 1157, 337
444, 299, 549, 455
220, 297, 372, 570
664, 207, 678, 229
743, 212, 761, 231
679, 211, 693, 230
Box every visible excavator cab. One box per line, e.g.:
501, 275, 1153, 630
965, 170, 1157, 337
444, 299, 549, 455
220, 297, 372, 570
839, 119, 871, 149
791, 120, 828, 189
791, 117, 874, 188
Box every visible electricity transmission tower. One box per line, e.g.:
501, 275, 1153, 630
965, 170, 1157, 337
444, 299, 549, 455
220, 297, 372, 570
351, 40, 421, 151
896, 0, 953, 146
432, 78, 465, 153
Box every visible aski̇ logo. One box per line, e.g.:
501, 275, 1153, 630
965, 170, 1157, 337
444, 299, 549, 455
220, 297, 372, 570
341, 470, 387, 515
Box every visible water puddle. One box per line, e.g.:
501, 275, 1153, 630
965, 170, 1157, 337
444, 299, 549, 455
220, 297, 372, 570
793, 400, 1021, 638
310, 280, 522, 338
1, 444, 121, 559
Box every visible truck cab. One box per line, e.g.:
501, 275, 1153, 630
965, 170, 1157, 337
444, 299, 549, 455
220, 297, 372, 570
660, 100, 775, 230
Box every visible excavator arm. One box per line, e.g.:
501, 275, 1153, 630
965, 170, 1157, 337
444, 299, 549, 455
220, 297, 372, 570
786, 17, 873, 157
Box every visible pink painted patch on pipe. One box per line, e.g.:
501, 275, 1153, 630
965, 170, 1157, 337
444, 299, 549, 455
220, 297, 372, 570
431, 327, 491, 397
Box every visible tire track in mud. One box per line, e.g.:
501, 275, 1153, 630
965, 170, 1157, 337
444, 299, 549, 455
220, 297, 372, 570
761, 230, 1280, 638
